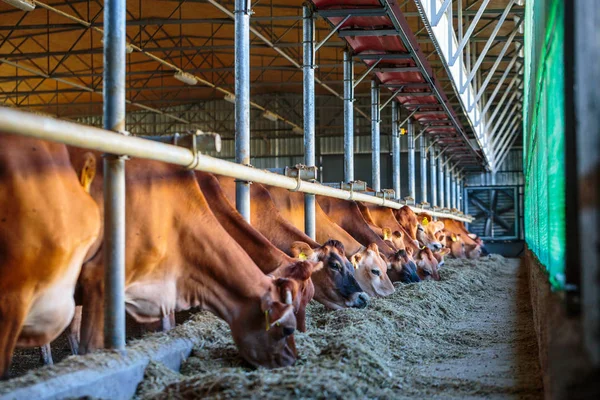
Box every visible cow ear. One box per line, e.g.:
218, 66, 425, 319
350, 253, 362, 269
79, 152, 96, 193
290, 241, 314, 260
367, 242, 380, 255
392, 230, 403, 239
382, 227, 392, 240
287, 260, 322, 281
434, 221, 445, 232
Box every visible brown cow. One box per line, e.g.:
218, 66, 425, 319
0, 136, 101, 377
440, 218, 487, 259
69, 151, 317, 368
264, 185, 394, 297
215, 176, 368, 310
316, 196, 397, 257
195, 171, 318, 332
395, 206, 443, 251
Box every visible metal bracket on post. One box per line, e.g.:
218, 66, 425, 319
376, 189, 396, 199
404, 196, 415, 206
419, 201, 431, 209
340, 180, 368, 192
284, 164, 318, 181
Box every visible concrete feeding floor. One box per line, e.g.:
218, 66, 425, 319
412, 258, 543, 399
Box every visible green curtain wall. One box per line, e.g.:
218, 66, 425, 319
523, 0, 565, 289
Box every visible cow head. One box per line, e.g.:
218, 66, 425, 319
269, 260, 322, 332
232, 279, 299, 368
467, 233, 488, 258
415, 247, 441, 281
416, 216, 444, 251
291, 240, 369, 310
387, 248, 420, 283
349, 243, 395, 297
443, 232, 466, 258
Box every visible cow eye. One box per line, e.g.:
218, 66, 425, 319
330, 261, 341, 270
417, 226, 424, 232
371, 269, 381, 276
423, 269, 432, 276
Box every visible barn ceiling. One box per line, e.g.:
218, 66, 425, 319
0, 0, 523, 171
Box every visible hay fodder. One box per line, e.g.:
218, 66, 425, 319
142, 255, 515, 399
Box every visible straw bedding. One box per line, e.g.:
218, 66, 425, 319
135, 254, 524, 399
2, 255, 538, 399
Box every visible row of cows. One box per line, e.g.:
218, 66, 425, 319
0, 134, 487, 376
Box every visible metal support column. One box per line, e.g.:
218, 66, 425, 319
392, 101, 400, 198
371, 79, 381, 192
103, 0, 126, 351
343, 50, 354, 183
445, 162, 451, 208
430, 146, 437, 207
303, 5, 316, 239
419, 135, 428, 203
438, 154, 445, 208
235, 0, 251, 222
407, 118, 416, 199
451, 172, 457, 209
458, 176, 464, 211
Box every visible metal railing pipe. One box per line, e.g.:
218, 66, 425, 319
235, 0, 251, 222
343, 50, 354, 182
103, 0, 126, 351
392, 101, 401, 198
303, 5, 316, 239
371, 79, 381, 192
0, 107, 474, 223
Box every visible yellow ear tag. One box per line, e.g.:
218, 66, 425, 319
421, 246, 426, 250
383, 231, 391, 241
352, 259, 359, 270
399, 128, 407, 136
298, 252, 307, 261
451, 234, 458, 242
422, 217, 429, 226
265, 310, 270, 331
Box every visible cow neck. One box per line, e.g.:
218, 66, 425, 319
319, 197, 395, 257
197, 173, 294, 274
251, 184, 320, 250
316, 203, 362, 255
178, 179, 273, 326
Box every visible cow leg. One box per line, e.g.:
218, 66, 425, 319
78, 259, 105, 354
67, 305, 82, 355
160, 312, 176, 332
0, 297, 29, 379
39, 344, 54, 365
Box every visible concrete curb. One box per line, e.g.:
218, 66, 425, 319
1, 333, 200, 400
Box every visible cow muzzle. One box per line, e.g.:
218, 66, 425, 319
347, 292, 369, 309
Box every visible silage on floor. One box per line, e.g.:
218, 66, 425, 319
137, 255, 513, 399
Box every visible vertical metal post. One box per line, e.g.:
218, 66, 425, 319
103, 0, 126, 351
458, 176, 464, 211
419, 135, 428, 203
430, 146, 437, 207
303, 5, 316, 239
343, 50, 354, 183
438, 154, 445, 208
391, 101, 400, 198
445, 163, 451, 208
371, 79, 380, 192
407, 119, 415, 199
451, 172, 457, 209
235, 0, 251, 222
